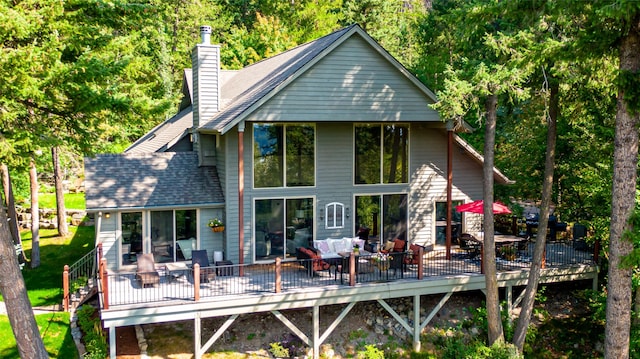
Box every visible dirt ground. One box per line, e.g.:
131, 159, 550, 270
112, 281, 593, 358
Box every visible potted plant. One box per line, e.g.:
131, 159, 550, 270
353, 243, 360, 254
499, 245, 517, 261
208, 218, 225, 232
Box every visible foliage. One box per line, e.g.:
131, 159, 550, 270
208, 218, 224, 228
268, 342, 289, 358
76, 305, 108, 359
356, 344, 385, 359
0, 312, 77, 358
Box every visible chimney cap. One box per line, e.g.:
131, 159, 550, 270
200, 25, 212, 45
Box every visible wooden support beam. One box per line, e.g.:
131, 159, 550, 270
421, 292, 453, 331
199, 314, 239, 356
109, 326, 116, 359
377, 299, 412, 334
273, 310, 311, 346
194, 313, 201, 359
413, 294, 421, 352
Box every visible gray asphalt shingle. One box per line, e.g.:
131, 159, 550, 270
85, 152, 224, 210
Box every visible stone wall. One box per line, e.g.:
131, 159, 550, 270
16, 207, 93, 229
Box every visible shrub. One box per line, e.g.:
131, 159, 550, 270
76, 305, 108, 358
357, 344, 385, 359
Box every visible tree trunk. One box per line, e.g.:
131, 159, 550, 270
0, 206, 49, 358
30, 158, 40, 268
513, 78, 558, 351
1, 164, 27, 263
483, 93, 504, 345
604, 19, 640, 359
51, 146, 69, 237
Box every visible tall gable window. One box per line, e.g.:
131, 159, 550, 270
254, 124, 315, 188
355, 124, 409, 184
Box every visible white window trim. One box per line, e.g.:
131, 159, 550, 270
325, 202, 345, 229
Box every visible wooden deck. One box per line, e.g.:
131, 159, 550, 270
98, 242, 599, 359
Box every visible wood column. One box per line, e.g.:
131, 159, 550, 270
446, 130, 453, 260
238, 125, 245, 276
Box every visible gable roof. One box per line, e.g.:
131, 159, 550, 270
125, 106, 193, 154
198, 24, 439, 134
454, 135, 514, 185
84, 152, 224, 211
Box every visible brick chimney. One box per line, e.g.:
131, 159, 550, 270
191, 25, 220, 129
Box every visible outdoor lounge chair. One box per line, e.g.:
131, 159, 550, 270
135, 253, 160, 287
192, 250, 215, 282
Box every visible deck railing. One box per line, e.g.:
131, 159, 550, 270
95, 240, 597, 309
62, 243, 102, 311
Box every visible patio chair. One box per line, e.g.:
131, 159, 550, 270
135, 253, 160, 287
296, 247, 332, 277
192, 250, 215, 282
176, 238, 196, 260
459, 233, 481, 258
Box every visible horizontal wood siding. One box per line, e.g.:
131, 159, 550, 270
247, 36, 440, 123
199, 208, 226, 261
409, 124, 484, 247
99, 215, 118, 270
224, 130, 243, 263
315, 123, 359, 239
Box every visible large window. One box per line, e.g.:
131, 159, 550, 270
254, 124, 315, 188
150, 209, 197, 263
254, 198, 314, 260
355, 124, 409, 184
355, 194, 407, 244
121, 212, 142, 266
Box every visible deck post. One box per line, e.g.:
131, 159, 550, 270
275, 257, 282, 293
594, 239, 600, 263
194, 263, 200, 301
100, 258, 109, 310
349, 252, 356, 286
506, 285, 513, 322
413, 294, 421, 351
194, 313, 202, 359
480, 246, 484, 274
417, 247, 424, 280
313, 305, 320, 359
109, 326, 116, 358
63, 265, 69, 312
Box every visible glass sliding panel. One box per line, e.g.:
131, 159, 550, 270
255, 199, 285, 259
435, 201, 463, 245
355, 195, 381, 240
175, 209, 196, 261
151, 210, 173, 263
382, 194, 408, 242
383, 125, 409, 184
286, 125, 315, 187
354, 125, 381, 184
285, 198, 314, 256
121, 212, 142, 265
254, 124, 284, 188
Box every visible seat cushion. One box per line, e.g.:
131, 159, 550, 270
393, 239, 406, 252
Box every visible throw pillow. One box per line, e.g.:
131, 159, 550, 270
314, 240, 331, 255
383, 241, 395, 251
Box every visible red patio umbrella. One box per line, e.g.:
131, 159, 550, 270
456, 200, 512, 215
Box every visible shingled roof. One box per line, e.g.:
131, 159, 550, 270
84, 152, 224, 211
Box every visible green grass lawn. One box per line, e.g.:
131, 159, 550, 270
18, 226, 95, 306
36, 192, 86, 210
0, 222, 94, 358
0, 312, 78, 358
